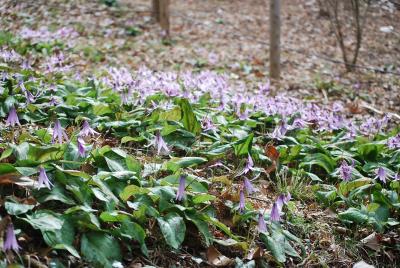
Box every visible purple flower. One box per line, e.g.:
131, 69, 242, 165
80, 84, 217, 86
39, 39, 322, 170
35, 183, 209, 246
201, 117, 216, 131
77, 136, 86, 157
52, 119, 69, 144
38, 167, 53, 189
276, 193, 291, 210
258, 213, 267, 232
80, 120, 99, 137
339, 160, 354, 182
176, 175, 186, 201
243, 178, 255, 194
5, 107, 20, 127
239, 189, 245, 213
375, 167, 387, 183
3, 224, 20, 252
270, 202, 281, 222
49, 96, 58, 106
395, 173, 399, 181
150, 132, 170, 155
244, 154, 254, 174
387, 134, 400, 149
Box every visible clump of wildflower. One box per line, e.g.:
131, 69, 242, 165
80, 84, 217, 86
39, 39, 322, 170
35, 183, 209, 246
339, 160, 354, 182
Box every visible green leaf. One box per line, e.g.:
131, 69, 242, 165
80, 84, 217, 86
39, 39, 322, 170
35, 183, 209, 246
338, 208, 369, 224
165, 157, 207, 172
5, 201, 35, 215
53, 244, 80, 258
157, 212, 186, 249
120, 185, 149, 201
80, 232, 122, 268
0, 147, 13, 161
119, 220, 148, 256
260, 232, 286, 263
105, 157, 125, 172
233, 133, 254, 156
179, 98, 201, 135
24, 211, 64, 232
185, 211, 213, 246
0, 163, 16, 175
300, 153, 336, 173
100, 211, 130, 222
192, 194, 216, 204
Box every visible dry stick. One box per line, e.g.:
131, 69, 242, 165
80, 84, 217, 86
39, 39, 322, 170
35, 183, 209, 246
359, 101, 400, 121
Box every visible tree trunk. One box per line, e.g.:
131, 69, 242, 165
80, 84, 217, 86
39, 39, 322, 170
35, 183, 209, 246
152, 0, 160, 22
159, 0, 170, 37
269, 0, 281, 80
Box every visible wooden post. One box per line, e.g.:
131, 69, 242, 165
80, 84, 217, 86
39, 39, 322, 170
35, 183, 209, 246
159, 0, 170, 37
269, 0, 281, 80
152, 0, 160, 22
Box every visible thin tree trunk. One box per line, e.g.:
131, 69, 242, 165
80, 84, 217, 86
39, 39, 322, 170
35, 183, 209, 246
159, 0, 170, 37
269, 0, 281, 80
152, 0, 160, 22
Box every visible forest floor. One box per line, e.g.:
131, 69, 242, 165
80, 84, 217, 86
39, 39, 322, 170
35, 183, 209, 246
1, 0, 400, 267
1, 0, 400, 113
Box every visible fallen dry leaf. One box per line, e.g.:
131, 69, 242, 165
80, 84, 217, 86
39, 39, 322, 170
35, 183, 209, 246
206, 246, 234, 267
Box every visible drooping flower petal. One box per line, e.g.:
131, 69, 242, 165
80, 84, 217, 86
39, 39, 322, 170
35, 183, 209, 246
375, 167, 387, 183
258, 213, 267, 232
5, 107, 20, 127
176, 175, 186, 201
243, 178, 255, 195
3, 223, 20, 252
77, 136, 86, 157
38, 167, 53, 189
80, 120, 99, 137
270, 202, 281, 222
239, 189, 245, 213
150, 132, 170, 155
51, 119, 69, 144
